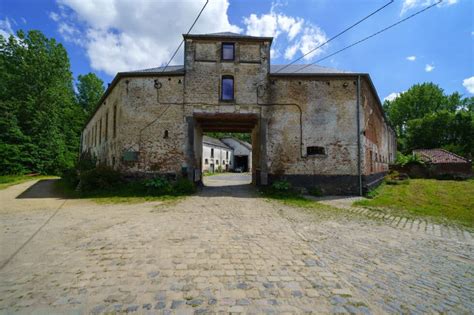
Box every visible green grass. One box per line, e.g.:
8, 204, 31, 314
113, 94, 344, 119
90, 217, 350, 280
259, 188, 334, 210
355, 179, 474, 228
54, 179, 188, 204
0, 174, 57, 190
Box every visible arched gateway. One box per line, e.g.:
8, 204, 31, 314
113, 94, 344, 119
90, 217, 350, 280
81, 32, 396, 195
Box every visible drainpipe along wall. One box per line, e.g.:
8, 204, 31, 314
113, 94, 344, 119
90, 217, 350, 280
356, 75, 362, 196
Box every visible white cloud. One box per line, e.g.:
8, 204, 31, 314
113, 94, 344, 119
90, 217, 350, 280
401, 0, 458, 15
53, 0, 241, 76
49, 12, 60, 22
0, 17, 14, 39
384, 92, 401, 102
406, 55, 416, 61
284, 44, 298, 60
270, 48, 280, 59
463, 76, 474, 94
425, 64, 435, 72
243, 7, 327, 61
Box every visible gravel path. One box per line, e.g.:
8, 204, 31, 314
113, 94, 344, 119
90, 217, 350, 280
0, 177, 472, 313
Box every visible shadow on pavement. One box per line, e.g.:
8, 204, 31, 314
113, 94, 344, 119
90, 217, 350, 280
16, 179, 64, 199
198, 183, 258, 198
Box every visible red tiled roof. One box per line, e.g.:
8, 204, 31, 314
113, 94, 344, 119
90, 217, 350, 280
413, 149, 469, 164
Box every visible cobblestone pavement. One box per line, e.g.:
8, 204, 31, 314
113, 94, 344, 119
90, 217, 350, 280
308, 195, 474, 243
0, 177, 473, 314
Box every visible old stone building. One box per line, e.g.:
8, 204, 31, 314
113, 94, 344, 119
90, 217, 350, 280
81, 32, 396, 195
221, 137, 252, 172
202, 136, 233, 173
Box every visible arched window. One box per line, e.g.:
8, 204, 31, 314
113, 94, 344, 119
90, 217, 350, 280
221, 75, 234, 101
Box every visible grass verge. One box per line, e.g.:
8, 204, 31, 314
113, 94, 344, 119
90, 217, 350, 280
355, 179, 474, 228
0, 175, 57, 190
55, 179, 188, 204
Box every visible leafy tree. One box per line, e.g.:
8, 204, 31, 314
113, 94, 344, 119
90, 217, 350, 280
405, 110, 473, 158
77, 73, 104, 115
384, 82, 473, 158
383, 83, 459, 137
0, 30, 85, 174
205, 132, 251, 143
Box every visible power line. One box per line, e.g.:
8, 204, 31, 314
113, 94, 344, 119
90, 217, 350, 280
162, 0, 209, 72
273, 0, 394, 75
294, 0, 441, 73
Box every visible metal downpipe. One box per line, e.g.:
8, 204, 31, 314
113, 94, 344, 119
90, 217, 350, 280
357, 76, 363, 196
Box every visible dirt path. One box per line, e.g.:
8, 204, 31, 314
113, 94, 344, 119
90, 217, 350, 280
0, 177, 472, 313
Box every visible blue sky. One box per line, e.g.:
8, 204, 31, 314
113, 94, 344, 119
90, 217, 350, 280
1, 0, 473, 101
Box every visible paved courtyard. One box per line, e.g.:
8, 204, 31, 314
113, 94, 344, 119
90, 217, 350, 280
0, 175, 473, 314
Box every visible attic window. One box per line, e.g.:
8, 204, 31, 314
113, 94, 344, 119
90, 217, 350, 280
307, 146, 325, 156
222, 43, 234, 61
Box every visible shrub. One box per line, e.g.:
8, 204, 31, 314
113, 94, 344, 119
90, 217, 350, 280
144, 177, 172, 195
395, 152, 425, 167
61, 167, 79, 188
76, 150, 96, 172
271, 180, 291, 192
308, 186, 323, 197
173, 178, 196, 195
79, 166, 122, 192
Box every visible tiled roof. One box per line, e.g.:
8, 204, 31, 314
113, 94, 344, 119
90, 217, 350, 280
413, 149, 469, 164
203, 136, 231, 149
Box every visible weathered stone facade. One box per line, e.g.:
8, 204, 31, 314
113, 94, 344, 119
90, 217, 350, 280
81, 32, 396, 194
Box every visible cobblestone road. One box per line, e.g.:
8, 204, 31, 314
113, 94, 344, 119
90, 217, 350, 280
0, 177, 472, 314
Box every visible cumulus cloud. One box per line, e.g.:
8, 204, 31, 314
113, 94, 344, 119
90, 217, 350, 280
401, 0, 458, 15
0, 17, 14, 39
51, 0, 241, 75
425, 64, 435, 72
406, 55, 416, 61
384, 92, 401, 102
463, 76, 474, 94
243, 6, 327, 61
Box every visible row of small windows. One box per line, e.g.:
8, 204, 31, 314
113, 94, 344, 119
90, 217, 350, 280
210, 148, 230, 158
85, 105, 117, 148
204, 159, 231, 166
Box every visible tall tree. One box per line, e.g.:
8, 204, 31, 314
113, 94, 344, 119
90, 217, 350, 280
383, 82, 473, 157
0, 30, 84, 174
77, 73, 104, 115
383, 83, 457, 137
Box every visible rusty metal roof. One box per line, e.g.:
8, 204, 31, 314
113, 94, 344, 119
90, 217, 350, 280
414, 149, 469, 164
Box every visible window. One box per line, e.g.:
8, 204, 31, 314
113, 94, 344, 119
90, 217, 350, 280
211, 148, 214, 158
221, 75, 234, 101
205, 159, 208, 165
223, 160, 225, 165
105, 112, 108, 141
307, 146, 325, 156
113, 105, 117, 138
226, 151, 229, 159
216, 160, 219, 165
164, 130, 169, 139
99, 118, 102, 144
221, 43, 234, 61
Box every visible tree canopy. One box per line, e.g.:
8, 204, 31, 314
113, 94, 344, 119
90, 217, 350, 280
383, 83, 473, 158
0, 30, 104, 175
77, 73, 105, 115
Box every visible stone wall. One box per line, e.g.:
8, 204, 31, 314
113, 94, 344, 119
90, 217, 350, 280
82, 35, 396, 194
